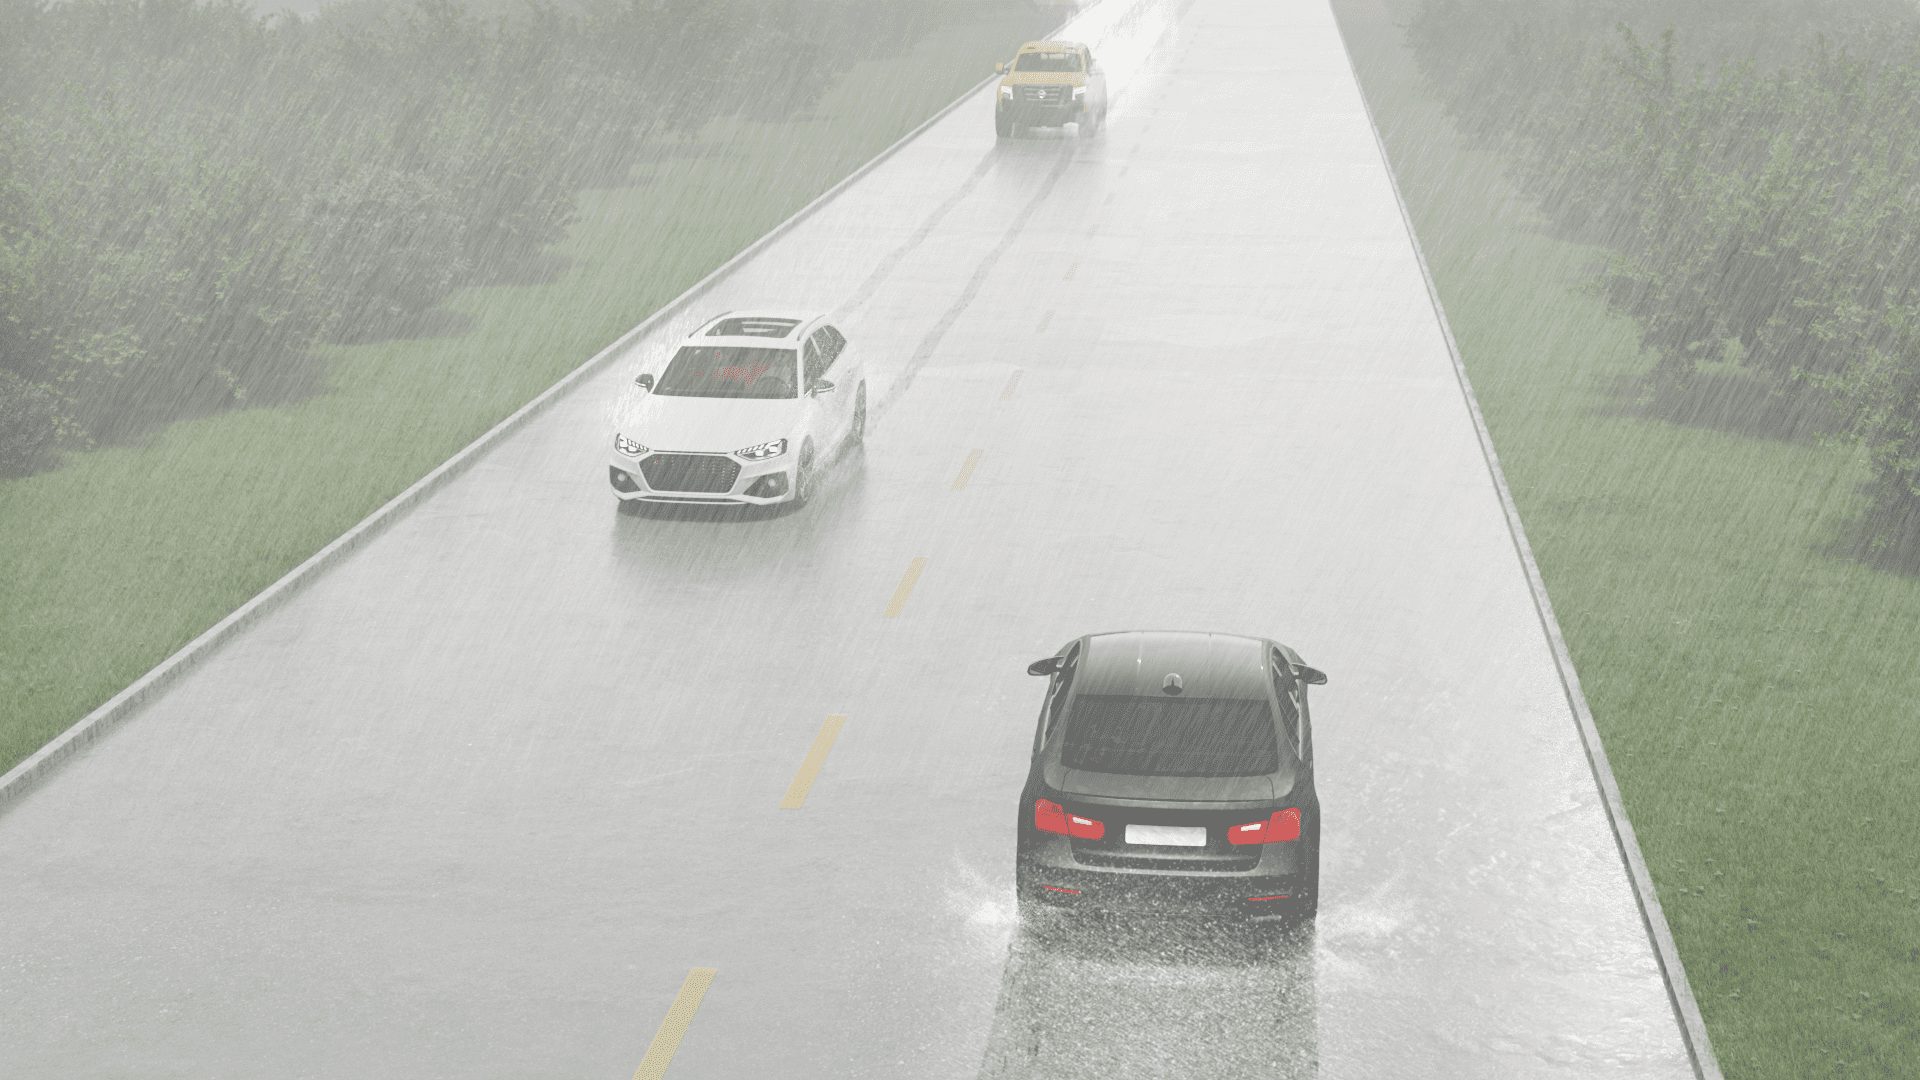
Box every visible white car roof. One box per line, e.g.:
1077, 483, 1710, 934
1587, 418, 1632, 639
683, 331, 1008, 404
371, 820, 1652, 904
691, 311, 830, 346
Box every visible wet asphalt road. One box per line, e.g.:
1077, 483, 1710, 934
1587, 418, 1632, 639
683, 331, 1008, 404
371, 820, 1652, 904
0, 1, 1698, 1076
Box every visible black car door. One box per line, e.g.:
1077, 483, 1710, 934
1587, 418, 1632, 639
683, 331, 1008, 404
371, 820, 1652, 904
1270, 648, 1307, 764
1033, 644, 1081, 759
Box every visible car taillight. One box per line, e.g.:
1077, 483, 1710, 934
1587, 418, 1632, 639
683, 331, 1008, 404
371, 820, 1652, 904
1033, 799, 1105, 840
1228, 807, 1302, 845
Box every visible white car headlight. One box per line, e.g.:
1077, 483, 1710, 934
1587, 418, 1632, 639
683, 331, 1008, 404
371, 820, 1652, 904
614, 433, 648, 457
735, 438, 788, 461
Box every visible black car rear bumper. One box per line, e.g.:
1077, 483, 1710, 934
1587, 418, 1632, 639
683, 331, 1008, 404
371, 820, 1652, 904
1016, 837, 1314, 921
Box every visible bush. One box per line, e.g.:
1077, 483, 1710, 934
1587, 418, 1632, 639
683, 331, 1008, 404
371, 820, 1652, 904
1401, 0, 1920, 536
0, 0, 956, 477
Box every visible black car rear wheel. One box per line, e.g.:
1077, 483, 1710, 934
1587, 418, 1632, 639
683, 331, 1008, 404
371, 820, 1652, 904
1295, 846, 1321, 920
1016, 892, 1065, 941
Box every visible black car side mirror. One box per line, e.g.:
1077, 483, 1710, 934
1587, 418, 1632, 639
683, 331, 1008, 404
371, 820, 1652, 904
633, 373, 653, 392
1294, 665, 1328, 686
1027, 656, 1064, 676
808, 378, 836, 396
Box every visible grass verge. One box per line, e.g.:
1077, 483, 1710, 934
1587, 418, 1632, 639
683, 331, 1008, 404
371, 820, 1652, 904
1332, 1, 1920, 1075
0, 6, 1058, 776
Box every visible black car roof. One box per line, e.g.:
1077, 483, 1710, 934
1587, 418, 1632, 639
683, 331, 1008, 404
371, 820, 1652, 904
1077, 631, 1271, 699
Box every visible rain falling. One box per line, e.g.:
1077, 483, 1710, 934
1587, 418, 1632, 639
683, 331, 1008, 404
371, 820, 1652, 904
1, 0, 1914, 1077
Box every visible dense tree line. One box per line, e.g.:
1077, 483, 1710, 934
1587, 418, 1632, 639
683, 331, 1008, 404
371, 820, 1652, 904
0, 0, 957, 475
1401, 0, 1920, 546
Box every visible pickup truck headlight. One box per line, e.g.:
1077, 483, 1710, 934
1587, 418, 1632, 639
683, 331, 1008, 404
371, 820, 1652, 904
614, 433, 648, 457
1072, 86, 1086, 99
999, 85, 1013, 99
735, 438, 787, 461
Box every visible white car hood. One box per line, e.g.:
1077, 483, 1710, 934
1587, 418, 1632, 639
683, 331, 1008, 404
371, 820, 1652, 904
617, 391, 800, 454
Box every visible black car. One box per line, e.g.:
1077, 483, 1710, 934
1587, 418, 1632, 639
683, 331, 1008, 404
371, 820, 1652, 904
1015, 631, 1327, 925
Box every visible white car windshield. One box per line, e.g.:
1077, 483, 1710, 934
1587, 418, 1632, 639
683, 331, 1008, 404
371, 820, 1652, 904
656, 346, 798, 399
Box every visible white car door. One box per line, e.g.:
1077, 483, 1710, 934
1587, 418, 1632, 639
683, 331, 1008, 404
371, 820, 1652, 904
801, 335, 830, 448
806, 326, 853, 445
822, 325, 854, 435
806, 330, 844, 443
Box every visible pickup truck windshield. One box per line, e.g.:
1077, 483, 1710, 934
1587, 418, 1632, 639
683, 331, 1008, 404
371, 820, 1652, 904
656, 346, 797, 399
1061, 694, 1281, 777
1015, 51, 1082, 73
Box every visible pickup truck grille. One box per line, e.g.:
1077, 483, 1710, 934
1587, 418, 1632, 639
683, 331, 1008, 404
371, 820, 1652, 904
639, 453, 740, 493
1019, 86, 1069, 105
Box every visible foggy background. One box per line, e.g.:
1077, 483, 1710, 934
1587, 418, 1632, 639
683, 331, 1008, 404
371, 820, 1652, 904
4, 0, 1917, 1077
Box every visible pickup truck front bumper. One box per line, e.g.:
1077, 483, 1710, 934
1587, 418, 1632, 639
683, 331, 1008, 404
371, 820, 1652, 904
999, 88, 1089, 128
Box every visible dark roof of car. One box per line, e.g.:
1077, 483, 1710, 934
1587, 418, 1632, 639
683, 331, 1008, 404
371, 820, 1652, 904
1077, 631, 1270, 699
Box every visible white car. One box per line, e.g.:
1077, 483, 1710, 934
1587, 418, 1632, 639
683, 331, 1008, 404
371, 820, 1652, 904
610, 312, 867, 507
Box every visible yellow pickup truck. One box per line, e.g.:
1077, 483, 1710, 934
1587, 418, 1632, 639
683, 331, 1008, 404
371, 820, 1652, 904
994, 40, 1109, 139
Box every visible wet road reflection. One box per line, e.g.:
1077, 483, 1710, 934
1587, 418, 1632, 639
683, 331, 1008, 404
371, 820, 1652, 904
977, 916, 1318, 1080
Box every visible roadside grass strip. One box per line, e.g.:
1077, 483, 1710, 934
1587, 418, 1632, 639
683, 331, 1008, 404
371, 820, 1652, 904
1333, 2, 1920, 1076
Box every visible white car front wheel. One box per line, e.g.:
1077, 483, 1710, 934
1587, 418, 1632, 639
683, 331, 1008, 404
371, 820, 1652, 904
792, 443, 816, 506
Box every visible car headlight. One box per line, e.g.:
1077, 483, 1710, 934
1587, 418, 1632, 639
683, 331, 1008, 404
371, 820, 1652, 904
614, 433, 648, 457
999, 85, 1013, 99
735, 438, 787, 461
1072, 86, 1086, 99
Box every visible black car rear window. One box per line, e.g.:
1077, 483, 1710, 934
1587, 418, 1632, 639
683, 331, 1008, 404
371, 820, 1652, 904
1060, 695, 1280, 777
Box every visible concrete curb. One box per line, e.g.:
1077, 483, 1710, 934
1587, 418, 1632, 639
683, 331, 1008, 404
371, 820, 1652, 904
0, 15, 1077, 815
1324, 5, 1726, 1077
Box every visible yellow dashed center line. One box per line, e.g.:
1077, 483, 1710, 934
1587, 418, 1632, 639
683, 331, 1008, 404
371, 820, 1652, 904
884, 556, 927, 618
634, 967, 718, 1080
1000, 370, 1023, 400
779, 714, 847, 810
952, 449, 983, 491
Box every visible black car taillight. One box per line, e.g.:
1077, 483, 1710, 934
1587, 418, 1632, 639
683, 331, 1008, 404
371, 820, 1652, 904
1228, 807, 1302, 845
1033, 798, 1105, 840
